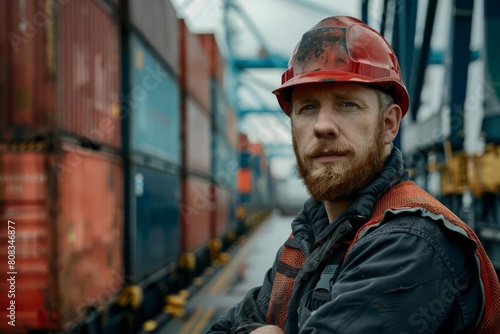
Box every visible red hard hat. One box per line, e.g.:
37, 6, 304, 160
273, 16, 409, 116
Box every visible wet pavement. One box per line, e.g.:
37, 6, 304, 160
158, 211, 294, 334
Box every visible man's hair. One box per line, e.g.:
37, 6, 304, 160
376, 89, 395, 112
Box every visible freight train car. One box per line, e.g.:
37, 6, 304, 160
363, 0, 500, 270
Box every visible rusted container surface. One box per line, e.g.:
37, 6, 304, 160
130, 0, 179, 74
128, 33, 181, 165
179, 20, 211, 112
0, 152, 47, 203
185, 94, 211, 176
0, 145, 124, 332
0, 0, 119, 147
0, 204, 51, 333
226, 106, 238, 149
198, 33, 225, 86
60, 0, 121, 148
214, 186, 230, 238
0, 0, 57, 137
181, 176, 211, 252
56, 144, 123, 326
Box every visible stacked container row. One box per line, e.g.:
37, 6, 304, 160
0, 1, 124, 332
121, 0, 181, 329
237, 134, 274, 233
0, 0, 259, 332
178, 19, 213, 278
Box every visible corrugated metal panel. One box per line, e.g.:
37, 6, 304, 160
0, 144, 124, 331
198, 33, 225, 86
130, 0, 179, 74
56, 144, 123, 326
214, 186, 229, 238
0, 153, 47, 202
128, 33, 181, 165
128, 164, 180, 282
181, 176, 211, 252
179, 20, 211, 112
0, 0, 57, 137
60, 0, 120, 148
185, 94, 211, 176
0, 0, 119, 148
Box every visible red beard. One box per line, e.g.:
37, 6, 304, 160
293, 118, 386, 201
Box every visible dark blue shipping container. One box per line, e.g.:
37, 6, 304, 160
125, 164, 181, 283
125, 33, 181, 165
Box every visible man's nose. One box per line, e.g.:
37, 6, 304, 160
313, 107, 339, 138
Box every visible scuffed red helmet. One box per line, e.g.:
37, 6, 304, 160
273, 16, 409, 116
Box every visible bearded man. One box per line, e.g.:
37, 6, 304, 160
208, 16, 500, 334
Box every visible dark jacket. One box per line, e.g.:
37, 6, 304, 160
208, 148, 482, 334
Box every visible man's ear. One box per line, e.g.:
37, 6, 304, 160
383, 104, 402, 144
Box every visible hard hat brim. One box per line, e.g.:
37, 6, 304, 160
273, 70, 409, 117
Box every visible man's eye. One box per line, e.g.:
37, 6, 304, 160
299, 104, 316, 113
340, 102, 358, 108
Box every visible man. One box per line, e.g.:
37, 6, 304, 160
208, 16, 500, 334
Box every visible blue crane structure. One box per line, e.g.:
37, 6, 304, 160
365, 0, 500, 269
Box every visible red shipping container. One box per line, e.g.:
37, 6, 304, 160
0, 143, 124, 332
60, 0, 121, 148
198, 33, 226, 86
0, 0, 120, 148
180, 176, 211, 252
179, 19, 211, 112
184, 94, 211, 176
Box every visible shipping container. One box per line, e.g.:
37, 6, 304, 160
124, 33, 181, 165
0, 143, 123, 332
180, 176, 212, 253
0, 0, 56, 138
60, 0, 121, 147
198, 33, 225, 86
129, 0, 179, 74
0, 0, 121, 148
183, 94, 211, 176
124, 163, 180, 283
213, 186, 230, 238
179, 19, 211, 112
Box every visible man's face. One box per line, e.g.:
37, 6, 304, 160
291, 82, 389, 201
